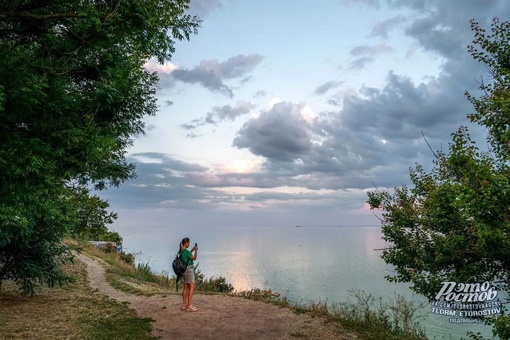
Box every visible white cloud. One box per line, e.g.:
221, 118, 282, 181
144, 59, 178, 74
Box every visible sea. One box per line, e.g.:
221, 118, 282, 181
114, 224, 497, 339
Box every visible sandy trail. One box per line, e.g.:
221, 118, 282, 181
79, 254, 357, 339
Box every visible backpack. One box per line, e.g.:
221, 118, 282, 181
172, 249, 189, 291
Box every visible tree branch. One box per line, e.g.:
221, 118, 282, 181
0, 12, 81, 20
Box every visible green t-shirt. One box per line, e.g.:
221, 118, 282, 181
180, 249, 193, 266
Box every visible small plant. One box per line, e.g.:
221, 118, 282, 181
194, 263, 234, 293
119, 252, 135, 265
493, 315, 510, 340
331, 289, 428, 340
84, 246, 234, 295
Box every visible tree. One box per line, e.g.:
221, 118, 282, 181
0, 0, 200, 294
68, 186, 121, 243
367, 18, 510, 338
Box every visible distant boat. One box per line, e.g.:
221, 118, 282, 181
294, 225, 301, 227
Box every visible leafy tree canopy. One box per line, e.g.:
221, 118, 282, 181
367, 18, 510, 338
0, 0, 200, 294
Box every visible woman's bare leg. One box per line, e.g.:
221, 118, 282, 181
187, 282, 195, 307
182, 283, 189, 307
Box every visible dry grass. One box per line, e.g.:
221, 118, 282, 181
84, 245, 176, 296
0, 257, 154, 340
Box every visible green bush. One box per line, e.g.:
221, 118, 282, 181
332, 290, 428, 340
194, 263, 234, 293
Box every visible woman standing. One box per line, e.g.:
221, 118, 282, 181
180, 237, 198, 312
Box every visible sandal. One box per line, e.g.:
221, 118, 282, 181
181, 305, 188, 310
186, 305, 198, 312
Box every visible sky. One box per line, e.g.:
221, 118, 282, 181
100, 0, 509, 229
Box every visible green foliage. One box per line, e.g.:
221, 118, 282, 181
466, 18, 510, 161
194, 263, 234, 293
493, 315, 510, 339
367, 18, 510, 338
68, 186, 121, 243
0, 1, 200, 294
119, 252, 136, 266
333, 290, 428, 340
368, 128, 510, 299
0, 183, 76, 295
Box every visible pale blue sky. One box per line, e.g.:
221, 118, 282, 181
101, 0, 509, 229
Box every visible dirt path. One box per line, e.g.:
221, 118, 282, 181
79, 254, 358, 340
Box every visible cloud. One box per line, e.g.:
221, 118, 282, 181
370, 15, 407, 38
206, 101, 257, 124
101, 1, 509, 227
101, 153, 218, 209
182, 101, 257, 131
253, 90, 267, 98
348, 56, 375, 70
229, 56, 484, 191
314, 81, 343, 95
159, 54, 264, 97
187, 0, 222, 18
342, 0, 380, 8
181, 118, 204, 130
391, 0, 505, 59
346, 44, 393, 71
233, 102, 313, 162
144, 60, 178, 74
349, 44, 394, 57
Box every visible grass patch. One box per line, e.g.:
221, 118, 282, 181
0, 249, 426, 340
83, 245, 175, 296
234, 288, 429, 340
83, 244, 234, 296
0, 257, 154, 340
331, 289, 428, 340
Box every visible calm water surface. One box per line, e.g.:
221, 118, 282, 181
115, 225, 495, 339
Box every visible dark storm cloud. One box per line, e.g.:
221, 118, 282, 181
158, 54, 264, 97
233, 102, 313, 162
